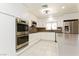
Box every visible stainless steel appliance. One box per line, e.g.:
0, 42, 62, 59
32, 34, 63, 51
16, 18, 29, 50
64, 19, 78, 34
64, 26, 70, 33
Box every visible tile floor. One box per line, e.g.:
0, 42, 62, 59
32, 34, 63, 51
58, 33, 79, 56
19, 33, 79, 56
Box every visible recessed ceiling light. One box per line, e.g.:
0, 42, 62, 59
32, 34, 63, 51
62, 6, 65, 9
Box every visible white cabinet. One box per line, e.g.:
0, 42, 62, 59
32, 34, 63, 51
0, 13, 16, 56
29, 32, 55, 43
29, 33, 40, 45
39, 32, 55, 41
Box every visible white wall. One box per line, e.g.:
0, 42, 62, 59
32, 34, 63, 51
0, 3, 38, 26
56, 12, 79, 27
37, 12, 79, 32
57, 12, 79, 32
37, 19, 46, 27
37, 17, 62, 28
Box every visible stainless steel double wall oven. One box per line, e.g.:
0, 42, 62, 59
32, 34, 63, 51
16, 18, 29, 50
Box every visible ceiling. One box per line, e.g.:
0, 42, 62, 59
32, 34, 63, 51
23, 3, 79, 19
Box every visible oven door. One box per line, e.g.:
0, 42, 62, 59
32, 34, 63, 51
16, 35, 29, 50
17, 23, 29, 32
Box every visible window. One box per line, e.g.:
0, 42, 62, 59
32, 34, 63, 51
46, 23, 51, 30
51, 22, 57, 30
46, 22, 57, 30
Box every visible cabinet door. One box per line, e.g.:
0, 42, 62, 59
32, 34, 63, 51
40, 32, 55, 41
29, 33, 40, 43
72, 21, 78, 34
70, 22, 73, 33
0, 13, 16, 56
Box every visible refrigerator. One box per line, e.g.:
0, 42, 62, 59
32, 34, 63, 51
64, 19, 79, 34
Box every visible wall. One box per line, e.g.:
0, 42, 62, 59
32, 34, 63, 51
37, 17, 63, 28
0, 3, 38, 26
37, 12, 79, 32
58, 12, 79, 32
37, 19, 46, 27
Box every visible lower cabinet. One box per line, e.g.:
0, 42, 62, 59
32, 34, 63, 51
29, 32, 55, 43
39, 32, 55, 41
29, 33, 40, 45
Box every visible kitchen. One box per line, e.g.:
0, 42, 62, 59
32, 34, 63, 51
0, 3, 79, 56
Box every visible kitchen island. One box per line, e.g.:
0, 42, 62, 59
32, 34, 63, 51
29, 32, 56, 43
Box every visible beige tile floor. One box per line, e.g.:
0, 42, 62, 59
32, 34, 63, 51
58, 33, 79, 56
19, 33, 79, 56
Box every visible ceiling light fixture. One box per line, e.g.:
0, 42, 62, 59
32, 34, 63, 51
41, 4, 53, 15
41, 8, 53, 15
62, 6, 65, 9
